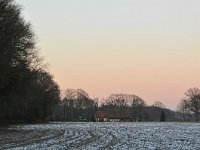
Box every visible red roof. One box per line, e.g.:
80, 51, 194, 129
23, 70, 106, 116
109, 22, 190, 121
95, 111, 131, 119
95, 111, 109, 118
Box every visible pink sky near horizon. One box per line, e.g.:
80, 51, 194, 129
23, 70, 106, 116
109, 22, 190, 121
16, 0, 200, 109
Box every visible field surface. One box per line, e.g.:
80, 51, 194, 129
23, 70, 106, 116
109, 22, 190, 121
0, 122, 200, 150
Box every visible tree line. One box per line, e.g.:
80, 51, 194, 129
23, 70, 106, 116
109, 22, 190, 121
53, 88, 200, 122
51, 89, 176, 122
0, 0, 60, 125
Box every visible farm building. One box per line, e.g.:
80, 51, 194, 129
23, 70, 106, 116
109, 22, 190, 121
95, 111, 130, 122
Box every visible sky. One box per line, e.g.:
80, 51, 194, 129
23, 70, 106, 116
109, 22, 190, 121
16, 0, 200, 109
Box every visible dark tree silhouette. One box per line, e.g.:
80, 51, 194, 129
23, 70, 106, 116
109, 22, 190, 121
54, 89, 97, 122
176, 99, 191, 122
0, 0, 60, 125
99, 94, 146, 121
160, 111, 165, 122
131, 95, 146, 121
184, 88, 200, 122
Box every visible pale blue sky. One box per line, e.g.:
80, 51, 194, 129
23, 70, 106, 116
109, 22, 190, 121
16, 0, 200, 109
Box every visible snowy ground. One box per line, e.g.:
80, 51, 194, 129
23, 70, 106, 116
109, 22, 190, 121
0, 122, 200, 150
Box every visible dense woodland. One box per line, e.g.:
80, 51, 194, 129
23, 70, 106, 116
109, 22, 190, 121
1, 0, 200, 126
0, 0, 60, 125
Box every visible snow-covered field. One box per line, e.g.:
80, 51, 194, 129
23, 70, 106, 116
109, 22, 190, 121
0, 122, 200, 150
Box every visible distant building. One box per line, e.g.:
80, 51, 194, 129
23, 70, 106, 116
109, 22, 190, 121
95, 111, 109, 122
95, 111, 130, 122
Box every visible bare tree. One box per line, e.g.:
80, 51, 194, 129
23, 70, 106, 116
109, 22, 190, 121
101, 94, 146, 121
131, 95, 146, 121
176, 99, 191, 121
59, 89, 97, 121
185, 88, 200, 122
